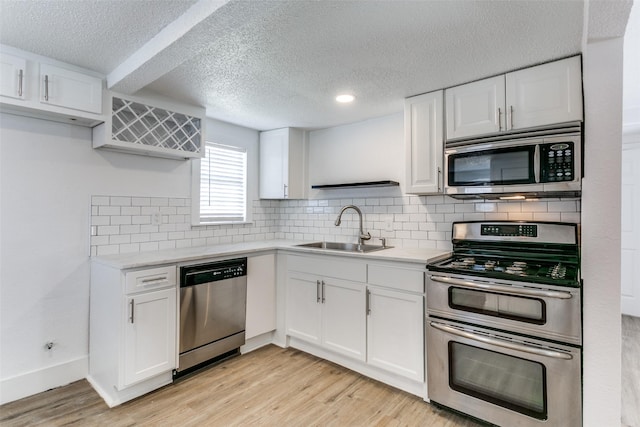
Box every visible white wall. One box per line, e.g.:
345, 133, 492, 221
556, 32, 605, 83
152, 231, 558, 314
581, 37, 624, 427
0, 113, 259, 404
308, 113, 404, 198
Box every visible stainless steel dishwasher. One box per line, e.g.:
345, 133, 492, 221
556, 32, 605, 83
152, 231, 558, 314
176, 258, 247, 376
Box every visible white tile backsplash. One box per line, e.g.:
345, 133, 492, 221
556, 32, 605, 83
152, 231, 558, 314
90, 195, 581, 256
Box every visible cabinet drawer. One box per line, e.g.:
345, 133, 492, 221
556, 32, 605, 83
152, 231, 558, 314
287, 255, 366, 282
125, 265, 176, 294
367, 263, 424, 293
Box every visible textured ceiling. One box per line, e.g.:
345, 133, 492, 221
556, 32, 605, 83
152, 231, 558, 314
0, 0, 197, 74
0, 0, 631, 131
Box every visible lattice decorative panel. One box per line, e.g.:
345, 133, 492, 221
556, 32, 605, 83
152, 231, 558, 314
111, 97, 202, 154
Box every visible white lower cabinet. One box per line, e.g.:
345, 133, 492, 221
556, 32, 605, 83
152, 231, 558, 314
366, 286, 424, 381
286, 271, 323, 344
246, 254, 277, 340
285, 254, 425, 395
321, 278, 366, 360
286, 271, 366, 359
89, 262, 177, 407
123, 288, 177, 387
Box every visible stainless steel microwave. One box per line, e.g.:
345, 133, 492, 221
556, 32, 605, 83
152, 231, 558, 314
444, 123, 582, 199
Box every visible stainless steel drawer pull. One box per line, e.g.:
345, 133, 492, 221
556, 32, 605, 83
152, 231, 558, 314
141, 276, 168, 285
44, 75, 49, 101
321, 280, 325, 303
498, 108, 503, 131
316, 280, 321, 303
430, 276, 573, 299
129, 299, 135, 324
430, 321, 573, 360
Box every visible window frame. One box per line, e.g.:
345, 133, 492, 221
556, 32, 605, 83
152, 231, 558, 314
191, 141, 251, 226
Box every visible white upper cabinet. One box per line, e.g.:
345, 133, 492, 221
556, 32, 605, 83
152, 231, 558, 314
445, 75, 505, 140
92, 92, 205, 160
445, 56, 583, 140
0, 46, 104, 126
0, 53, 26, 100
506, 56, 583, 130
405, 90, 444, 194
259, 127, 305, 199
39, 63, 102, 114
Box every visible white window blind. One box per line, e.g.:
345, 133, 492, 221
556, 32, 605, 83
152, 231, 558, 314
200, 142, 247, 223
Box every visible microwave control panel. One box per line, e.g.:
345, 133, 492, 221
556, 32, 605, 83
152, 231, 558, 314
540, 142, 574, 183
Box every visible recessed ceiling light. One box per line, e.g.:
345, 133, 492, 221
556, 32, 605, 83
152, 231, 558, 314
336, 94, 355, 103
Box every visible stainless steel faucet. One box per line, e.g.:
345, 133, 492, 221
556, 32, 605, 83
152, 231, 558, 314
334, 205, 371, 245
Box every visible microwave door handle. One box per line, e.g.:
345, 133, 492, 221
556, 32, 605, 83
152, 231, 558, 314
534, 145, 541, 183
430, 275, 573, 299
429, 321, 573, 360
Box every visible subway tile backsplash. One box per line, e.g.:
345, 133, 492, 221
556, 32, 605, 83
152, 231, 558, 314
90, 195, 581, 256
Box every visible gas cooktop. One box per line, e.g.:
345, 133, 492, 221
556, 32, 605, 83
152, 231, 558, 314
427, 221, 581, 288
428, 255, 579, 287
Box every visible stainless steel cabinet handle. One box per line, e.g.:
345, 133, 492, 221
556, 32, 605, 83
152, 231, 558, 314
18, 69, 23, 97
437, 167, 442, 192
498, 108, 503, 131
366, 289, 371, 315
316, 280, 321, 303
430, 321, 573, 360
321, 280, 325, 303
44, 75, 49, 101
129, 299, 135, 323
430, 275, 573, 299
510, 105, 514, 129
283, 184, 288, 198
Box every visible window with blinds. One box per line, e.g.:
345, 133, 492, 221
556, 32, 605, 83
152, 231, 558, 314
200, 142, 247, 223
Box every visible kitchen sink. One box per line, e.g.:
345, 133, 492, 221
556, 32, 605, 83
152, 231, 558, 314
295, 241, 392, 253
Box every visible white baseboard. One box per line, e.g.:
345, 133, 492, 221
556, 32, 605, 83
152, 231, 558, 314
0, 356, 88, 405
240, 331, 275, 354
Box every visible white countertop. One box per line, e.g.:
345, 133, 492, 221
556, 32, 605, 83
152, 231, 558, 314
91, 239, 450, 270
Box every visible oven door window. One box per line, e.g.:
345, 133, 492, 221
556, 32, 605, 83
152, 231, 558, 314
449, 287, 546, 324
448, 145, 536, 186
449, 342, 547, 420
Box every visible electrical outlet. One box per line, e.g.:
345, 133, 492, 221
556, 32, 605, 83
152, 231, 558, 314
152, 211, 162, 226
384, 219, 394, 232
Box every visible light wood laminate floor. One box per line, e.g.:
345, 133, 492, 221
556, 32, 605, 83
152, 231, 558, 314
3, 319, 638, 427
622, 315, 640, 427
0, 345, 483, 427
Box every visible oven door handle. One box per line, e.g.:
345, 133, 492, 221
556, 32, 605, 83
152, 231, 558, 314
430, 275, 573, 299
429, 321, 573, 360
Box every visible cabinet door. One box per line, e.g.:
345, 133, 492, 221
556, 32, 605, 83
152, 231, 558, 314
445, 75, 505, 140
39, 63, 102, 114
506, 56, 583, 130
123, 288, 176, 387
321, 278, 366, 361
259, 128, 288, 199
286, 271, 322, 344
0, 53, 27, 100
405, 90, 444, 194
367, 286, 424, 381
246, 254, 276, 339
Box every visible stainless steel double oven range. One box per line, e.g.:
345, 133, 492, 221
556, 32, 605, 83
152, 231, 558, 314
426, 221, 581, 427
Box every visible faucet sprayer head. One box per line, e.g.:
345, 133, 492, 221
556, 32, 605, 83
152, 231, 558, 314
334, 217, 341, 226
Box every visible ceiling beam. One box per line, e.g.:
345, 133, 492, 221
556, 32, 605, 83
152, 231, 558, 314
107, 0, 230, 94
